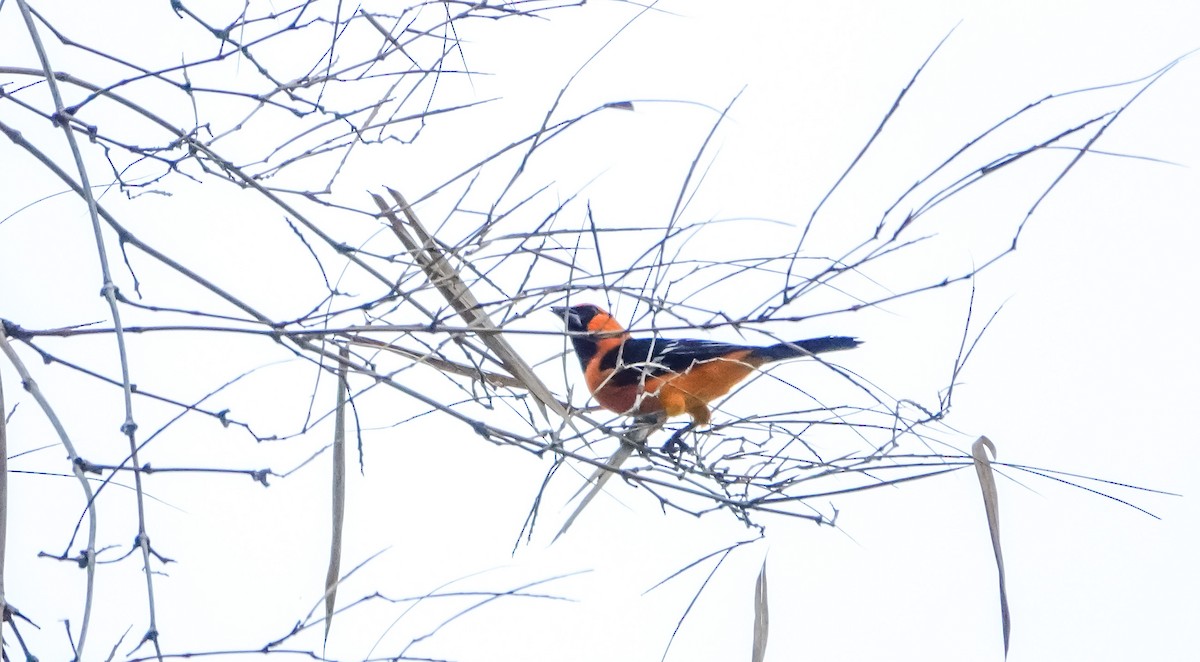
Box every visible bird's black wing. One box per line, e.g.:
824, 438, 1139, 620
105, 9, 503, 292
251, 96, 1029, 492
602, 338, 751, 387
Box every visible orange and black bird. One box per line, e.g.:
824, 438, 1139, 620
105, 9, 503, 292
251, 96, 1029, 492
553, 303, 860, 431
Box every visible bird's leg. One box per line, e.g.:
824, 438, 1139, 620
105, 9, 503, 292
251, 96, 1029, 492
661, 422, 695, 455
620, 415, 666, 456
628, 414, 665, 436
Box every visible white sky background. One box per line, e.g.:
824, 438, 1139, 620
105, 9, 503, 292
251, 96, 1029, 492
2, 1, 1199, 661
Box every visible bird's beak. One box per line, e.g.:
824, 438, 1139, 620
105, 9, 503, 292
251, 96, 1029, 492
552, 305, 581, 330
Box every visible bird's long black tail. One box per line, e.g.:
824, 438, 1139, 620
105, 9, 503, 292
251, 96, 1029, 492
755, 336, 861, 362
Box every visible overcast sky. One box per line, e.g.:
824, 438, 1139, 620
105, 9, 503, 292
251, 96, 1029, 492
2, 2, 1199, 661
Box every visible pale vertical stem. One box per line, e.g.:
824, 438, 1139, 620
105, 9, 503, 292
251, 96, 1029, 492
0, 374, 7, 652
324, 345, 349, 643
0, 333, 97, 658
14, 1, 158, 656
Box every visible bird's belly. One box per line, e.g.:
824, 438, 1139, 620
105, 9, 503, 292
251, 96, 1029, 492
594, 382, 663, 417
664, 360, 755, 403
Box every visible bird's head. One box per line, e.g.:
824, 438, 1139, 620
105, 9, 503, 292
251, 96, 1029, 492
553, 303, 628, 367
551, 303, 603, 334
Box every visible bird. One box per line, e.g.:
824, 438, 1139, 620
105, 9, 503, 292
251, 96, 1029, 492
553, 303, 860, 438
